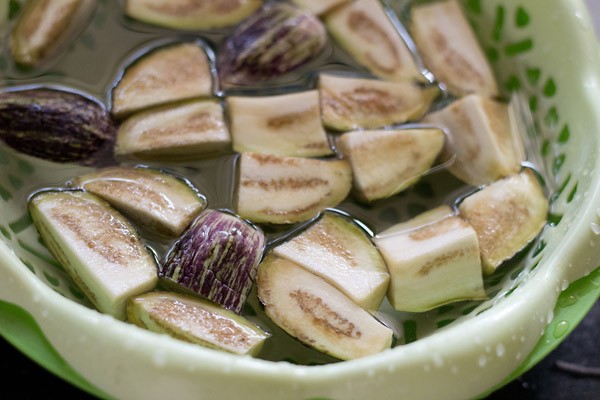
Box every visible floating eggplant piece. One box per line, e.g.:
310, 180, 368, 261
111, 42, 213, 119
336, 128, 445, 203
226, 90, 333, 157
114, 99, 231, 161
127, 291, 270, 356
235, 152, 352, 224
272, 211, 389, 310
324, 0, 423, 83
373, 205, 486, 312
257, 254, 393, 360
123, 0, 263, 30
458, 170, 548, 275
409, 0, 499, 98
319, 73, 439, 131
291, 0, 349, 16
159, 209, 265, 314
424, 94, 524, 187
29, 191, 158, 320
10, 0, 96, 68
217, 2, 327, 88
69, 166, 206, 238
0, 88, 116, 166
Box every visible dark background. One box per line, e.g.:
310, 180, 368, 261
0, 301, 597, 399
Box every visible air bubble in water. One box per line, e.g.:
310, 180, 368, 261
433, 353, 444, 368
153, 349, 167, 367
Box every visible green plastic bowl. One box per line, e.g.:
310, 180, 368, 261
1, 0, 600, 399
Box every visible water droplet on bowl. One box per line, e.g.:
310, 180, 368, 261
478, 355, 487, 367
433, 353, 444, 367
590, 222, 600, 235
561, 279, 569, 291
153, 349, 167, 367
546, 310, 554, 324
451, 365, 459, 374
516, 352, 522, 361
367, 369, 376, 377
496, 343, 505, 357
553, 321, 570, 338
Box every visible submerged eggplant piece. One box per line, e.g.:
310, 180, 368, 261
272, 211, 390, 310
217, 2, 327, 87
226, 90, 333, 157
0, 88, 116, 166
459, 170, 549, 275
373, 206, 486, 312
111, 42, 213, 119
336, 128, 445, 203
324, 0, 423, 82
424, 94, 524, 187
128, 291, 270, 356
69, 166, 206, 238
29, 191, 158, 320
159, 209, 265, 314
319, 73, 439, 131
410, 0, 499, 98
257, 254, 393, 361
10, 0, 95, 68
115, 99, 231, 161
235, 152, 352, 224
124, 0, 263, 30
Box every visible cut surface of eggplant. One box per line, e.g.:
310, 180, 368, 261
128, 291, 270, 356
227, 90, 333, 157
69, 166, 206, 238
29, 191, 158, 320
424, 94, 524, 187
235, 152, 352, 224
337, 128, 445, 203
257, 254, 393, 360
410, 0, 499, 97
324, 0, 423, 82
458, 170, 549, 274
124, 0, 263, 30
319, 73, 439, 131
374, 205, 486, 312
272, 211, 389, 310
111, 42, 213, 118
114, 99, 231, 161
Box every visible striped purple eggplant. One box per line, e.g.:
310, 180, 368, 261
0, 88, 117, 166
216, 2, 327, 87
159, 209, 265, 314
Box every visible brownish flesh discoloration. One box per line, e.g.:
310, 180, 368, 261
267, 107, 318, 129
289, 289, 362, 339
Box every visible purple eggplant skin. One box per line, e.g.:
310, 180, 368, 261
159, 209, 265, 314
0, 88, 117, 166
216, 2, 327, 87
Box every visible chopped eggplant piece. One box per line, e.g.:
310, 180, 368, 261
424, 94, 524, 187
272, 211, 389, 310
319, 73, 439, 131
217, 2, 327, 87
114, 99, 231, 161
227, 90, 333, 157
235, 152, 352, 224
124, 0, 263, 30
69, 166, 206, 238
159, 209, 265, 314
374, 206, 486, 312
0, 88, 116, 167
257, 254, 393, 360
324, 0, 422, 83
10, 0, 95, 68
458, 170, 549, 275
410, 0, 499, 98
128, 291, 270, 356
291, 0, 349, 16
111, 42, 213, 119
337, 128, 445, 203
29, 191, 158, 320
